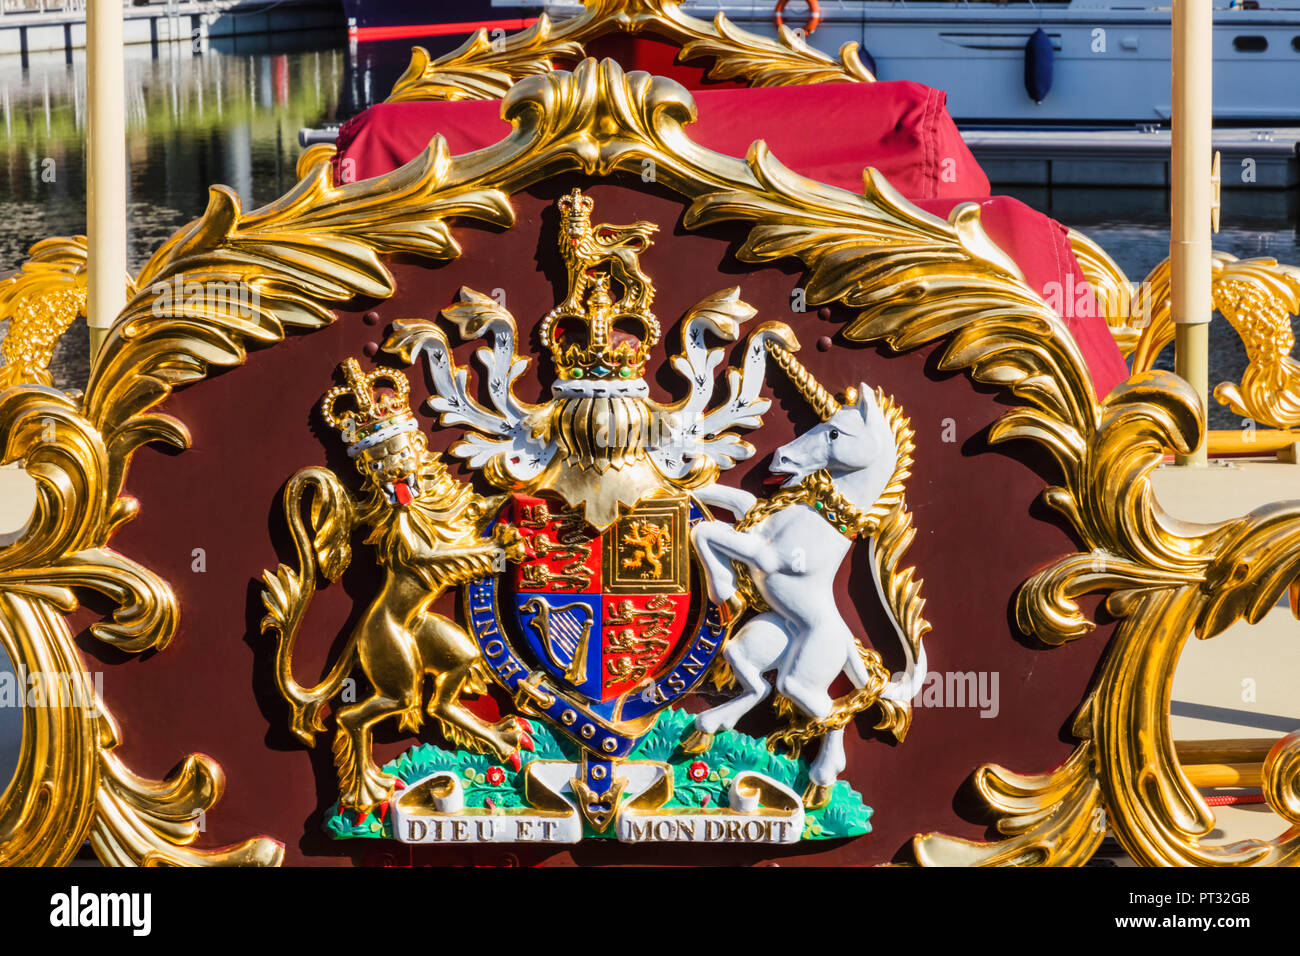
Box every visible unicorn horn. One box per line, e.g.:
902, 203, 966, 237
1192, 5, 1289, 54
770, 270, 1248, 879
764, 337, 842, 422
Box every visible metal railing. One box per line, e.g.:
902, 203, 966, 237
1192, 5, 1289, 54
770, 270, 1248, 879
0, 0, 88, 15
0, 1, 191, 14
0, 1, 248, 15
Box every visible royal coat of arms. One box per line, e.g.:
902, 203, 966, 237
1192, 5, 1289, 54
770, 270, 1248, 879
259, 189, 930, 846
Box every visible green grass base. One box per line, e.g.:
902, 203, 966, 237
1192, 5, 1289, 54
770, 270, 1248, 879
324, 708, 872, 842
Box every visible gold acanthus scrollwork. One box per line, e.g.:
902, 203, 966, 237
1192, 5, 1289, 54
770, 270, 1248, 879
296, 142, 341, 180
1210, 262, 1300, 428
1067, 228, 1143, 358
1127, 253, 1300, 431
385, 0, 873, 104
1086, 246, 1300, 433
4, 55, 1299, 865
0, 236, 135, 389
656, 77, 1300, 862
0, 140, 512, 865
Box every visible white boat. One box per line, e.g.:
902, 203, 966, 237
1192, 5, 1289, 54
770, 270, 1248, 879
524, 0, 1300, 123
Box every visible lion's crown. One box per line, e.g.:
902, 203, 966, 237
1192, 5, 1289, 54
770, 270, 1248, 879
320, 358, 418, 457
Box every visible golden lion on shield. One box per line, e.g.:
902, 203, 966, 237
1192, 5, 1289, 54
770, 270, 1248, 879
259, 358, 531, 814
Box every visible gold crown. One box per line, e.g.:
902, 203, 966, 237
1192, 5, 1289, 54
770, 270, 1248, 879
540, 275, 660, 381
557, 188, 595, 219
320, 358, 418, 456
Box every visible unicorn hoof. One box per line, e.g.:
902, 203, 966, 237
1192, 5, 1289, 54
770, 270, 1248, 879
680, 729, 714, 754
719, 594, 746, 626
802, 782, 832, 809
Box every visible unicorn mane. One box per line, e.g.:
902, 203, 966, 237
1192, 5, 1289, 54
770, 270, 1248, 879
862, 387, 931, 739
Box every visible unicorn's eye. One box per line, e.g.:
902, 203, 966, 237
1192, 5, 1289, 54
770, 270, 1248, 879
829, 429, 840, 440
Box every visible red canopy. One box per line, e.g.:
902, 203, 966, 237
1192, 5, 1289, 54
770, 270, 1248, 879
334, 79, 1127, 397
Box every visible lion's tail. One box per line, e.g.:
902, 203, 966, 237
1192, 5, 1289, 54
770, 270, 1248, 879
260, 467, 359, 747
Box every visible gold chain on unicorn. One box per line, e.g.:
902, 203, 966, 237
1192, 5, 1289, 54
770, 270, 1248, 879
735, 468, 877, 540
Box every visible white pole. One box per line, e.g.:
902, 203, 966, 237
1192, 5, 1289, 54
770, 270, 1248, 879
1172, 0, 1213, 466
86, 0, 127, 356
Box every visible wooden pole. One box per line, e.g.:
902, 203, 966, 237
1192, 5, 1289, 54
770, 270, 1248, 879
1176, 737, 1281, 764
1171, 0, 1213, 466
86, 0, 127, 356
1182, 763, 1264, 789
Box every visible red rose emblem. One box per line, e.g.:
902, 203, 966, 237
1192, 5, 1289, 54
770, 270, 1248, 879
687, 760, 709, 782
485, 766, 506, 785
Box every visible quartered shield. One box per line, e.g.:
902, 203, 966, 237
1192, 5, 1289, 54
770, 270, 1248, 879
465, 492, 728, 757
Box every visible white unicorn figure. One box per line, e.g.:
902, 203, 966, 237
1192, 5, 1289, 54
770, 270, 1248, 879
684, 366, 928, 807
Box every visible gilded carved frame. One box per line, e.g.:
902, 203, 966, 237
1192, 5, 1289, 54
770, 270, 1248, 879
1072, 231, 1300, 435
1, 9, 1298, 867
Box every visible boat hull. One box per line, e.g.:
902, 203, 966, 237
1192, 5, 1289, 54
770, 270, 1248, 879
683, 1, 1300, 123
341, 0, 542, 41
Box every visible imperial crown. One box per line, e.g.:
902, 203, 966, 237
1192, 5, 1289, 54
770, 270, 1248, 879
320, 357, 418, 457
541, 275, 661, 381
557, 187, 594, 220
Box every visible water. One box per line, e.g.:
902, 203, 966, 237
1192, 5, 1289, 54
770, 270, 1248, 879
1, 32, 1297, 429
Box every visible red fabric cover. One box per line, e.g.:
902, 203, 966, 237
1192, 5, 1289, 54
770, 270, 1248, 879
332, 82, 1129, 397
334, 80, 989, 200
578, 34, 750, 90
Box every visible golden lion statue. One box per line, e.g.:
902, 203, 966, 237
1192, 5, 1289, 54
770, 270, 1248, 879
260, 359, 529, 815
556, 187, 658, 314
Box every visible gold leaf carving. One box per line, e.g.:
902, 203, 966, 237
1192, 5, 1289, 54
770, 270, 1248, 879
5, 54, 1299, 868
0, 122, 509, 866
914, 745, 1104, 867
1127, 253, 1300, 431
386, 0, 871, 104
388, 16, 586, 103
1067, 228, 1143, 357
0, 237, 92, 388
